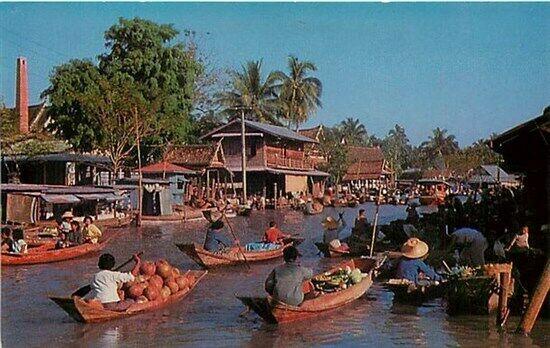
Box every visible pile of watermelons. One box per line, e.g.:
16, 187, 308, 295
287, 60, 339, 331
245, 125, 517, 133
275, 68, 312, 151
119, 260, 195, 303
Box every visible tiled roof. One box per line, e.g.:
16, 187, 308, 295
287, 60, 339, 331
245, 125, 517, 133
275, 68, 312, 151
422, 169, 453, 179
343, 146, 387, 181
140, 161, 195, 174
166, 144, 224, 170
298, 125, 323, 141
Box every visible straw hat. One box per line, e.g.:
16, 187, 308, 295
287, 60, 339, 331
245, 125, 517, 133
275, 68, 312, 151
322, 216, 339, 230
400, 238, 429, 259
61, 211, 74, 219
329, 239, 342, 249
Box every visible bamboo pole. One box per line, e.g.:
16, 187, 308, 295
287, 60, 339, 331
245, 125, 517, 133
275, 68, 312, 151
369, 191, 382, 257
241, 109, 247, 202
517, 259, 550, 335
135, 110, 143, 227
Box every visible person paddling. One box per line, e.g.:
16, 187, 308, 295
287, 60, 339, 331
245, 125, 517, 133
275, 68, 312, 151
265, 245, 313, 306
203, 220, 235, 252
86, 253, 141, 311
1, 227, 14, 252
322, 213, 349, 253
396, 238, 442, 284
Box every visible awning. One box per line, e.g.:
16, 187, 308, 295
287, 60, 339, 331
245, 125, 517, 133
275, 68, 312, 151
76, 193, 127, 202
266, 168, 330, 177
40, 194, 81, 204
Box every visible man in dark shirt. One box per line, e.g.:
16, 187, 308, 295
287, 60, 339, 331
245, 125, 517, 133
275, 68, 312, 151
203, 220, 233, 252
265, 246, 313, 306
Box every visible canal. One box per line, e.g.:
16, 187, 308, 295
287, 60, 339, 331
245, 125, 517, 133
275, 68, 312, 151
1, 204, 548, 347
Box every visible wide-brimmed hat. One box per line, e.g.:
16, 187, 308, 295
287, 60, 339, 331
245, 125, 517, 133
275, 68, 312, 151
329, 239, 342, 249
322, 216, 339, 230
400, 238, 429, 259
61, 211, 74, 219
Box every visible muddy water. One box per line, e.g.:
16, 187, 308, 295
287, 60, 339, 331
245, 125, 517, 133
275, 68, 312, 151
1, 204, 548, 347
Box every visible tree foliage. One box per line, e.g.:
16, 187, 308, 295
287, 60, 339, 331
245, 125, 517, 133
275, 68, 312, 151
381, 124, 412, 175
43, 17, 202, 159
318, 127, 349, 184
274, 56, 322, 130
419, 127, 459, 168
339, 117, 369, 146
217, 60, 280, 124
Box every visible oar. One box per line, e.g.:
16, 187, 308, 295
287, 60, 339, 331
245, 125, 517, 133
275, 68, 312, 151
442, 260, 452, 274
71, 251, 143, 298
222, 211, 251, 270
369, 192, 382, 257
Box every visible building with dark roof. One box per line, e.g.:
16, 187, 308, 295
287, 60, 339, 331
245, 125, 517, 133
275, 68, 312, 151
298, 125, 327, 168
342, 146, 393, 189
199, 118, 328, 197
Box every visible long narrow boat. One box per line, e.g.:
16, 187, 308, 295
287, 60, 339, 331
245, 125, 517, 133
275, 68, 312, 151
314, 242, 369, 258
1, 238, 111, 266
50, 270, 207, 323
176, 239, 300, 268
237, 258, 377, 324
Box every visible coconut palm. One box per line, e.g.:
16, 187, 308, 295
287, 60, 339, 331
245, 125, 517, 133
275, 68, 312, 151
339, 117, 368, 145
274, 56, 322, 129
217, 60, 280, 124
420, 127, 459, 167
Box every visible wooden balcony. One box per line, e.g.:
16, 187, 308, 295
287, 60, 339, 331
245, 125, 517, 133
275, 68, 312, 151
265, 146, 313, 170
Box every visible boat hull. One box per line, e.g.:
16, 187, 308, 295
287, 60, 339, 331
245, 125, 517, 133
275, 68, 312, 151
238, 258, 377, 324
50, 270, 207, 323
1, 239, 110, 266
175, 242, 295, 268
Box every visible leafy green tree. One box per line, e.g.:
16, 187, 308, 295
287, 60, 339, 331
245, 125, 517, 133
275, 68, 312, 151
318, 126, 349, 184
382, 124, 412, 175
43, 17, 202, 158
420, 127, 459, 168
274, 56, 322, 130
339, 117, 368, 146
217, 60, 280, 124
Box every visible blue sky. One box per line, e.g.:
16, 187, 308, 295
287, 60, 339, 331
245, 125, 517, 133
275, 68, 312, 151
1, 3, 548, 145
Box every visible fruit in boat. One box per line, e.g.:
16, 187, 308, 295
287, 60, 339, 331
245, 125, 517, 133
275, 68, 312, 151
167, 281, 179, 294
135, 274, 149, 283
350, 269, 362, 284
149, 275, 164, 289
127, 284, 145, 299
155, 259, 169, 268
144, 286, 160, 301
186, 274, 196, 285
157, 263, 173, 279
140, 262, 156, 276
176, 276, 189, 290
122, 280, 136, 291
160, 286, 171, 298
172, 267, 181, 277
136, 295, 148, 304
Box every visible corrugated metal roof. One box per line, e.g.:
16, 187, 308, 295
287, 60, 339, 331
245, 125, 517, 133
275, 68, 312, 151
40, 194, 81, 204
245, 120, 317, 143
2, 153, 111, 165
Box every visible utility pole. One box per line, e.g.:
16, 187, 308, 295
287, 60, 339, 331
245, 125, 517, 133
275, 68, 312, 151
241, 109, 247, 201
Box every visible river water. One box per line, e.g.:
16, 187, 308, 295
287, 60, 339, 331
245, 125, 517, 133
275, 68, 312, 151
1, 203, 548, 347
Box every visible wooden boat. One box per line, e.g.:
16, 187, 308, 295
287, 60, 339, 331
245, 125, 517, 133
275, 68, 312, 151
1, 238, 110, 266
237, 206, 252, 216
314, 242, 369, 258
50, 270, 207, 323
237, 258, 377, 324
384, 279, 446, 304
176, 239, 300, 268
418, 179, 449, 206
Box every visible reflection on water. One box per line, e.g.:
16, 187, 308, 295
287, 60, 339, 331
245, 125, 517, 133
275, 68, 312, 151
1, 203, 548, 347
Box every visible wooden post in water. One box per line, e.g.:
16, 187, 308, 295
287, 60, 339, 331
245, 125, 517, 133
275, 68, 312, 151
497, 263, 512, 327
241, 109, 247, 202
274, 182, 278, 209
135, 109, 143, 227
517, 259, 550, 335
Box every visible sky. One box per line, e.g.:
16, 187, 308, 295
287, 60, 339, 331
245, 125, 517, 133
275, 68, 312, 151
1, 3, 548, 146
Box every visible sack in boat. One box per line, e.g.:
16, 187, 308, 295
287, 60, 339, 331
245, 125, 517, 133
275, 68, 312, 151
245, 242, 280, 252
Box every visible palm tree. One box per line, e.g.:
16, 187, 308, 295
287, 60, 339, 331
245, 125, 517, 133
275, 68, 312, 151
217, 60, 280, 124
274, 56, 322, 130
420, 127, 459, 167
339, 117, 368, 145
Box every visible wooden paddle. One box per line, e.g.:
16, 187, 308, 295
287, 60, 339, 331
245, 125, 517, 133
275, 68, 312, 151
221, 211, 251, 270
71, 251, 143, 298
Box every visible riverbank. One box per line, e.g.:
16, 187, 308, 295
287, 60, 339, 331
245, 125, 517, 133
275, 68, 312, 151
1, 204, 548, 347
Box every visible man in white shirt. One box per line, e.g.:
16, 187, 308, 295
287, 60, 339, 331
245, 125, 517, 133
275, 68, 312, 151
86, 253, 141, 311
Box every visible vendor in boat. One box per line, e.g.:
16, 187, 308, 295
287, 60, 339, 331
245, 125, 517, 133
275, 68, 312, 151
449, 227, 487, 267
55, 232, 71, 249
323, 214, 350, 253
405, 203, 420, 224
396, 238, 442, 284
11, 228, 28, 254
304, 198, 316, 215
204, 220, 235, 252
82, 216, 103, 244
68, 221, 83, 245
506, 225, 530, 252
264, 221, 290, 244
58, 211, 73, 235
86, 253, 141, 311
1, 227, 14, 252
265, 245, 313, 306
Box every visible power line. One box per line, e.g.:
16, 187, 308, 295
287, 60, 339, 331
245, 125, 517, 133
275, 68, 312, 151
0, 25, 73, 60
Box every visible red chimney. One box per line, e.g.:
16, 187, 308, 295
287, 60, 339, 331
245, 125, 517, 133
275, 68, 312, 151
16, 57, 29, 134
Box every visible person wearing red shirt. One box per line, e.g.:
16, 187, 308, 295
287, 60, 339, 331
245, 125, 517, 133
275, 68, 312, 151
264, 221, 290, 244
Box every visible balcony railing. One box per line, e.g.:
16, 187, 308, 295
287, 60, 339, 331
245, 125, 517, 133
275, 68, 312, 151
265, 147, 313, 170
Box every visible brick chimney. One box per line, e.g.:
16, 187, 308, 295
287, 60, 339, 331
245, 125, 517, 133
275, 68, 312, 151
15, 57, 29, 134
